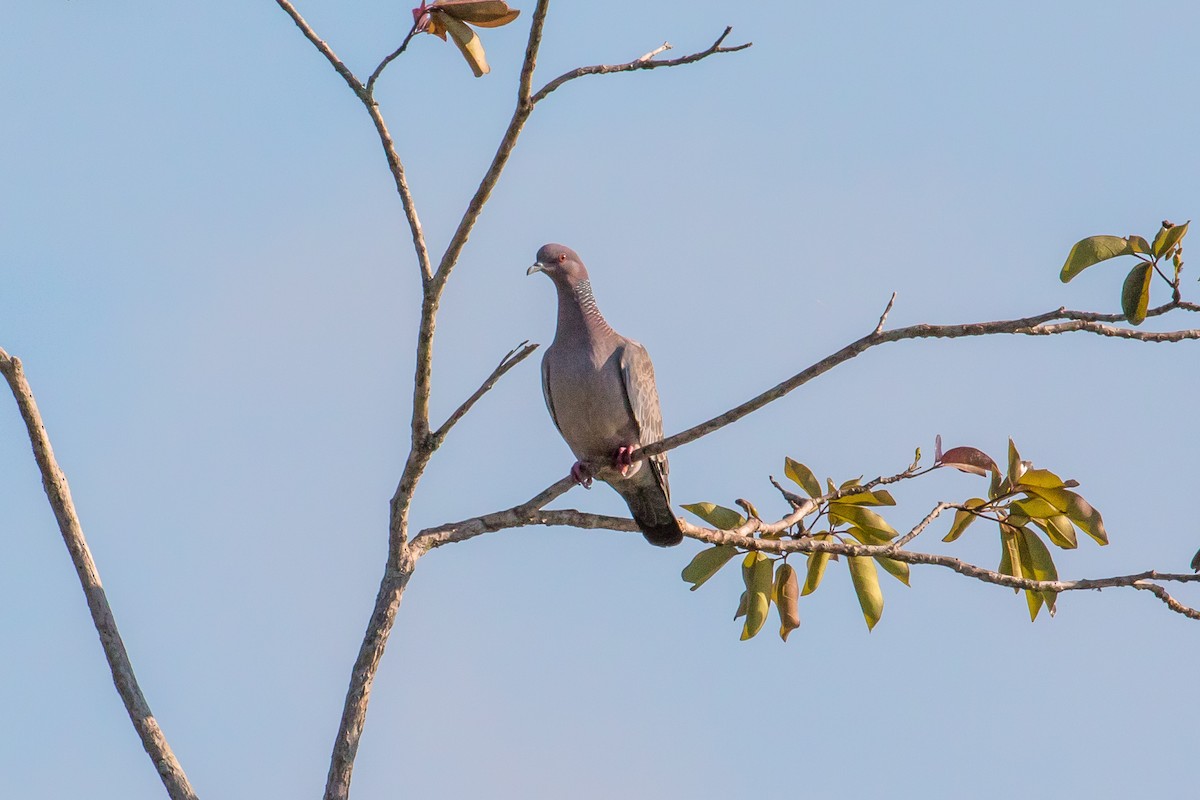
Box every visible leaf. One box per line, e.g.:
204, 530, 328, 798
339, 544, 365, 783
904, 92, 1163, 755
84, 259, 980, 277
1060, 235, 1134, 282
846, 525, 894, 546
874, 555, 911, 586
829, 503, 898, 541
680, 545, 739, 591
734, 590, 748, 619
746, 552, 774, 599
833, 489, 897, 507
1009, 496, 1060, 520
848, 555, 884, 631
1023, 487, 1108, 545
1017, 527, 1059, 619
1121, 262, 1153, 325
1127, 235, 1152, 255
802, 534, 832, 595
1034, 514, 1079, 550
784, 458, 822, 497
943, 498, 988, 542
741, 591, 770, 640
938, 446, 998, 477
440, 13, 491, 76
431, 0, 520, 27
774, 563, 801, 641
1152, 220, 1189, 259
1014, 468, 1067, 490
682, 502, 746, 531
1006, 439, 1026, 485
740, 553, 774, 640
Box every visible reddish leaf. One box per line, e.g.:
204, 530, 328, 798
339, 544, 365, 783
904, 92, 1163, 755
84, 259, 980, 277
938, 446, 998, 477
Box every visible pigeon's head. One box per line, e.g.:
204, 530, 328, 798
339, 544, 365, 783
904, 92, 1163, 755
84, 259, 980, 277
527, 243, 588, 286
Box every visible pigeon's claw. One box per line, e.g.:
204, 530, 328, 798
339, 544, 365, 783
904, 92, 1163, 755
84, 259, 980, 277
571, 460, 594, 488
613, 445, 636, 477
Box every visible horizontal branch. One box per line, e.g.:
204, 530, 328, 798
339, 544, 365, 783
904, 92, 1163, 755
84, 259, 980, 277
532, 26, 751, 104
639, 299, 1200, 461
0, 348, 197, 800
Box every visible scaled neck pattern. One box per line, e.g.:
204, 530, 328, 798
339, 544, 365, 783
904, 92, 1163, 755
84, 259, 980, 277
559, 278, 613, 339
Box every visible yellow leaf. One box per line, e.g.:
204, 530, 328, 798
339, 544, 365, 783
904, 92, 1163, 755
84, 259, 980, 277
943, 497, 987, 542
784, 457, 822, 497
802, 534, 832, 596
847, 556, 884, 631
680, 545, 739, 591
441, 13, 490, 76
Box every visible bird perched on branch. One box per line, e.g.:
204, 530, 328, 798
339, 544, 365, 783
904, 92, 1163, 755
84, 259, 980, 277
527, 243, 684, 547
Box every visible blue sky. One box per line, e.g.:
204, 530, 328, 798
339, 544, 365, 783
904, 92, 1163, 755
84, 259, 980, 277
3, 2, 1199, 797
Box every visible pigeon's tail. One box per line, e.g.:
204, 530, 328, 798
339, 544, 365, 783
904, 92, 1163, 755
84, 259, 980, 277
614, 469, 684, 547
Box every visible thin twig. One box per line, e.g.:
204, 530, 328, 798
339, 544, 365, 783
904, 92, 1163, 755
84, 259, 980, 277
889, 502, 955, 549
274, 0, 365, 97
874, 291, 897, 334
366, 22, 420, 94
430, 341, 540, 446
532, 26, 751, 104
0, 348, 197, 800
638, 42, 672, 62
638, 301, 1200, 461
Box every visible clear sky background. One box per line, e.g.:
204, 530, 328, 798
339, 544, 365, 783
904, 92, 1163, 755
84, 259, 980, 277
3, 2, 1199, 798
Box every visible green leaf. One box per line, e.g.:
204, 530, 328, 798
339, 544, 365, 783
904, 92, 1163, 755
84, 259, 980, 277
784, 458, 822, 497
832, 489, 897, 507
682, 502, 746, 531
1034, 514, 1079, 550
998, 524, 1023, 592
1006, 439, 1026, 485
1009, 497, 1060, 519
680, 545, 740, 591
1060, 235, 1134, 282
875, 555, 911, 586
1121, 262, 1153, 325
848, 555, 884, 631
1015, 468, 1067, 490
846, 525, 894, 546
944, 498, 988, 542
1152, 220, 1189, 259
802, 534, 832, 596
1024, 487, 1108, 545
741, 591, 770, 640
1017, 527, 1059, 620
1127, 235, 1152, 255
734, 590, 748, 619
740, 553, 774, 640
829, 503, 898, 541
774, 562, 801, 641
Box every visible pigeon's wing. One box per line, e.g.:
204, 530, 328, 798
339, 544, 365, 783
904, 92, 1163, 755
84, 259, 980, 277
540, 356, 564, 438
617, 340, 670, 502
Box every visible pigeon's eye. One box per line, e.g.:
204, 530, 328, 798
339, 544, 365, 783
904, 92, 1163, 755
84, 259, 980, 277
558, 253, 567, 264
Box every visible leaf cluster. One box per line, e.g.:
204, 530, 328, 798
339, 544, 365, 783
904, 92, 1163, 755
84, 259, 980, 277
680, 437, 1110, 640
1060, 221, 1189, 324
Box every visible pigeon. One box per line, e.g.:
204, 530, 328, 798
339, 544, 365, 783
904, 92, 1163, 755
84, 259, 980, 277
527, 243, 684, 547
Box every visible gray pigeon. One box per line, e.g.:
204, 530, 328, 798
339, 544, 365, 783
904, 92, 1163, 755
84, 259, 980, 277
527, 243, 684, 547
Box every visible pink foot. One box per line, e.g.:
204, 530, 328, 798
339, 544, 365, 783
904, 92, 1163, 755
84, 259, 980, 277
571, 461, 594, 489
613, 445, 636, 477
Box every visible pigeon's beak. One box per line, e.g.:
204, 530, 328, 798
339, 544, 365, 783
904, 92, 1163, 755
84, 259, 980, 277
526, 262, 546, 276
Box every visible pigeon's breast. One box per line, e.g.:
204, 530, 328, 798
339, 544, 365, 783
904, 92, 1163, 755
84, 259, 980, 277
545, 344, 637, 462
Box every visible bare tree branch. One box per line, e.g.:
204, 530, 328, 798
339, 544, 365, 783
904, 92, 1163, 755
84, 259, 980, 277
366, 21, 420, 94
413, 496, 1200, 620
274, 0, 433, 285
639, 300, 1200, 461
430, 341, 539, 447
324, 562, 414, 800
531, 26, 752, 104
0, 348, 197, 800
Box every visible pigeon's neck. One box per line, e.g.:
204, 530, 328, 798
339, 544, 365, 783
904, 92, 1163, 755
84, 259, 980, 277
556, 278, 613, 340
